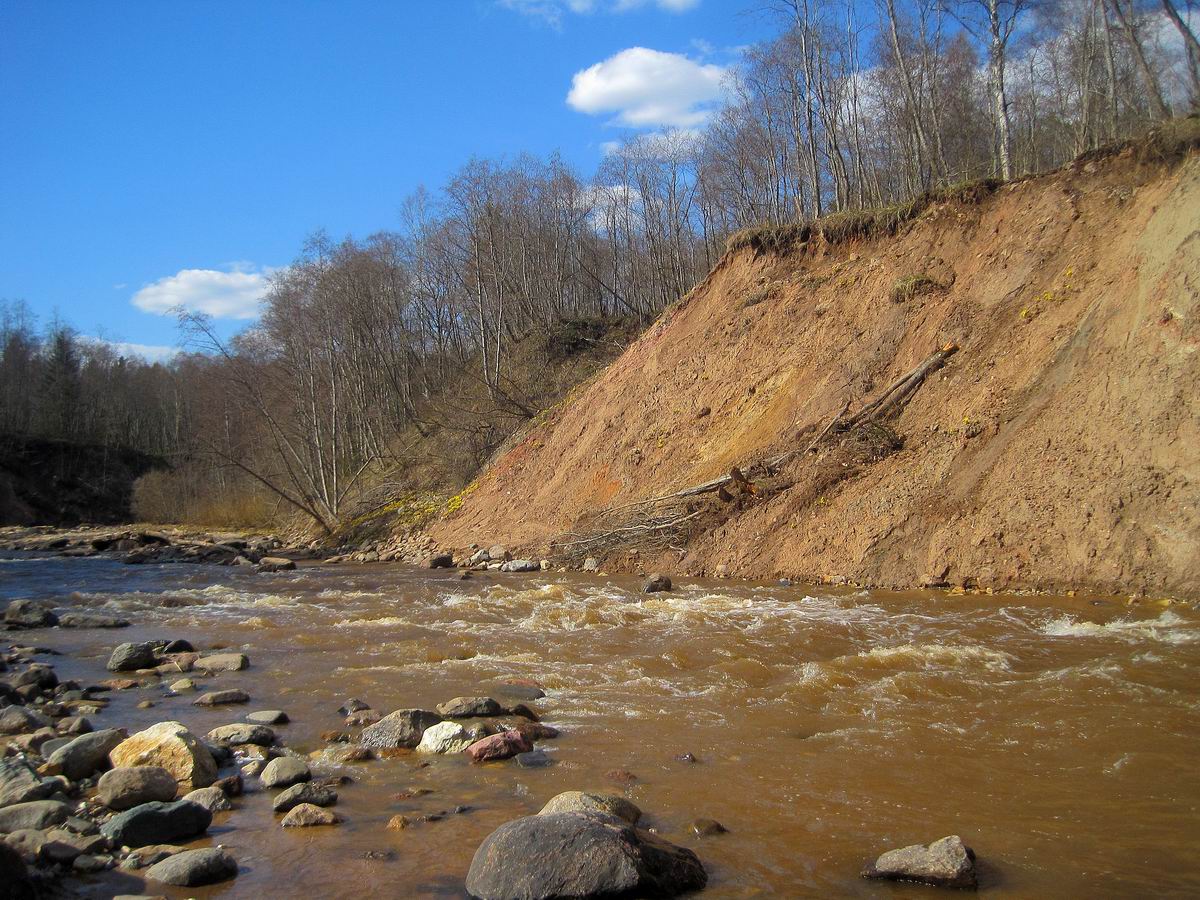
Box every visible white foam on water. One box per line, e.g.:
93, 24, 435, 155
332, 615, 412, 628
1039, 610, 1198, 644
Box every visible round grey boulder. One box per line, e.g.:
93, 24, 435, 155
260, 757, 311, 789
182, 786, 233, 813
538, 791, 641, 824
272, 781, 337, 813
106, 642, 158, 672
466, 811, 706, 900
146, 847, 237, 886
0, 800, 72, 832
205, 723, 275, 746
46, 728, 124, 780
97, 767, 178, 810
359, 709, 443, 749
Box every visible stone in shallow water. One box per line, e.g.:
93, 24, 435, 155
246, 709, 288, 725
465, 730, 532, 763
97, 767, 178, 810
359, 709, 442, 749
466, 811, 706, 900
862, 835, 977, 889
436, 696, 502, 718
205, 723, 275, 746
46, 728, 124, 780
515, 749, 553, 768
182, 786, 232, 813
415, 721, 475, 755
145, 847, 237, 886
272, 781, 337, 813
260, 756, 311, 788
193, 689, 250, 706
281, 802, 342, 827
109, 721, 217, 790
106, 642, 158, 672
100, 800, 211, 848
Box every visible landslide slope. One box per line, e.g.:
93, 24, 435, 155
432, 128, 1200, 598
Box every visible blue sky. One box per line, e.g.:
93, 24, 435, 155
0, 0, 771, 358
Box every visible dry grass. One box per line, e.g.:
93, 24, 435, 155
890, 274, 942, 303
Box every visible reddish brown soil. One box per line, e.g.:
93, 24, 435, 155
431, 142, 1200, 598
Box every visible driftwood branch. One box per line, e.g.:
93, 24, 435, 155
600, 344, 958, 513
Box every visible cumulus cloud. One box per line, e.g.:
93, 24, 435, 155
131, 266, 271, 320
568, 47, 728, 128
81, 337, 179, 363
500, 0, 697, 27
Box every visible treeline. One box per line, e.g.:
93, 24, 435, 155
2, 0, 1195, 531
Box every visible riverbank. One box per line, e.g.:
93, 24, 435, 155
1, 551, 1198, 896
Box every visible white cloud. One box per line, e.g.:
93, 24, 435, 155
131, 266, 271, 320
568, 47, 728, 128
81, 337, 179, 363
500, 0, 697, 26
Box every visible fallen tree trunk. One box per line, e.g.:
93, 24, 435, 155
602, 344, 958, 512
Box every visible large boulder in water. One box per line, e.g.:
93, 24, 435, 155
862, 835, 977, 889
107, 641, 159, 672
100, 799, 211, 848
359, 709, 442, 749
466, 811, 706, 900
3, 600, 58, 628
109, 722, 217, 790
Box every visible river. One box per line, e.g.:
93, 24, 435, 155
3, 554, 1199, 898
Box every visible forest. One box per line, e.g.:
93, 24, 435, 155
2, 0, 1196, 532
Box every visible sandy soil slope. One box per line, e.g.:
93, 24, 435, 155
432, 132, 1200, 598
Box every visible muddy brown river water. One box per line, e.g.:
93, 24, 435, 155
3, 554, 1199, 898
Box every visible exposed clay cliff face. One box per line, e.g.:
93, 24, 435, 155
431, 135, 1200, 598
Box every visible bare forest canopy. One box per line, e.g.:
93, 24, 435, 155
2, 0, 1197, 532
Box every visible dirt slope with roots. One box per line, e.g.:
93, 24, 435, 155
431, 128, 1200, 599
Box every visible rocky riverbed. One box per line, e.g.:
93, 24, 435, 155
1, 547, 1198, 897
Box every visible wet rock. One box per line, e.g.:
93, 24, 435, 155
168, 678, 194, 692
273, 781, 337, 813
3, 600, 58, 629
57, 715, 92, 735
45, 728, 123, 780
360, 709, 442, 750
182, 786, 232, 813
39, 736, 73, 757
101, 799, 212, 848
3, 828, 47, 863
465, 730, 532, 763
437, 696, 502, 718
515, 750, 552, 768
260, 757, 311, 788
205, 724, 274, 746
0, 799, 72, 831
109, 722, 218, 790
862, 835, 977, 889
106, 642, 159, 672
0, 756, 54, 806
345, 709, 381, 727
195, 652, 249, 672
428, 553, 454, 569
14, 664, 56, 690
416, 721, 477, 755
500, 559, 539, 572
257, 557, 296, 572
240, 759, 266, 778
137, 699, 155, 709
539, 791, 641, 824
57, 613, 130, 629
690, 818, 727, 836
0, 706, 52, 736
511, 722, 559, 742
466, 811, 706, 900
119, 842, 181, 869
605, 769, 637, 784
281, 802, 342, 827
675, 752, 697, 764
145, 846, 237, 886
338, 698, 370, 715
508, 703, 540, 721
493, 682, 545, 702
642, 573, 672, 593
96, 678, 140, 691
193, 689, 250, 706
97, 767, 179, 810
246, 709, 288, 725
72, 853, 111, 872
161, 639, 195, 654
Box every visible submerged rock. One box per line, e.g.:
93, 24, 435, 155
359, 709, 442, 749
109, 721, 218, 790
257, 557, 296, 572
97, 766, 178, 810
466, 811, 706, 900
145, 846, 237, 886
642, 573, 672, 593
57, 613, 129, 629
193, 689, 250, 706
862, 835, 977, 889
538, 791, 641, 824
